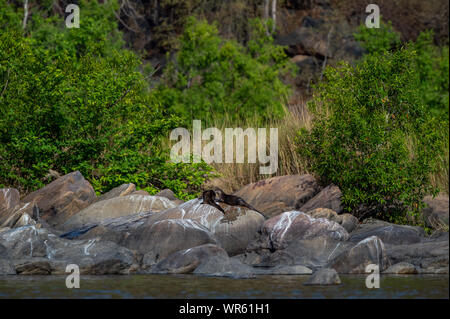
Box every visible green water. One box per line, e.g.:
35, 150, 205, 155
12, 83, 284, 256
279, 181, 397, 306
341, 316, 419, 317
0, 274, 448, 299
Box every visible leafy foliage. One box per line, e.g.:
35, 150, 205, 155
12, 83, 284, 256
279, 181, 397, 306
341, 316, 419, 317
298, 47, 445, 223
0, 1, 212, 199
154, 17, 296, 126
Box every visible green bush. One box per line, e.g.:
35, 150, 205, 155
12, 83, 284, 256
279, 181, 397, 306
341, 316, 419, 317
154, 17, 296, 126
298, 46, 445, 223
0, 1, 213, 199
354, 21, 401, 55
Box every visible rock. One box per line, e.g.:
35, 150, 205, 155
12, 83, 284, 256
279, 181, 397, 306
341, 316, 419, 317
131, 190, 150, 196
327, 236, 389, 274
306, 208, 358, 232
245, 236, 353, 270
152, 244, 228, 274
386, 234, 449, 274
304, 268, 341, 286
300, 185, 343, 213
253, 211, 349, 251
94, 183, 136, 203
0, 188, 20, 214
22, 171, 96, 228
14, 259, 52, 275
383, 262, 418, 274
0, 226, 138, 275
348, 219, 425, 245
193, 255, 255, 279
145, 198, 265, 255
234, 174, 320, 218
254, 265, 313, 275
123, 219, 218, 268
59, 195, 177, 231
0, 202, 39, 228
422, 194, 449, 228
0, 243, 15, 275
62, 211, 155, 242
155, 189, 184, 205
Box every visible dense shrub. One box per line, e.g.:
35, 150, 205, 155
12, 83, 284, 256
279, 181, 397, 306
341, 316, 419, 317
298, 47, 446, 222
0, 1, 213, 199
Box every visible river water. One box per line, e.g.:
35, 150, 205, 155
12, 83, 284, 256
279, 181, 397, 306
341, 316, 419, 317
0, 274, 448, 299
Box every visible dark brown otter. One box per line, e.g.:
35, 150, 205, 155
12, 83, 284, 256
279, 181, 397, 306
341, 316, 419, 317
214, 188, 268, 219
200, 189, 225, 213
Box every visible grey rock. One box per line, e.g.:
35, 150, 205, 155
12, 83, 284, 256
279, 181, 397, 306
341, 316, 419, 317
59, 195, 176, 231
22, 171, 96, 228
306, 207, 358, 232
94, 183, 136, 203
145, 199, 265, 256
152, 244, 228, 274
123, 219, 218, 267
0, 226, 138, 275
327, 236, 390, 274
304, 268, 341, 286
193, 255, 255, 279
349, 219, 425, 245
233, 174, 320, 218
300, 185, 343, 213
383, 262, 418, 274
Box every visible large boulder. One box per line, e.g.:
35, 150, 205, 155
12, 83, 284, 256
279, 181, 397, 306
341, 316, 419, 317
152, 244, 228, 274
0, 202, 39, 228
0, 243, 15, 275
422, 194, 449, 228
383, 262, 418, 274
233, 174, 320, 218
0, 225, 138, 275
303, 268, 341, 286
252, 211, 349, 251
386, 232, 449, 274
327, 236, 390, 274
22, 171, 96, 228
348, 219, 425, 245
193, 254, 255, 279
59, 195, 177, 231
144, 198, 265, 256
0, 188, 20, 214
123, 219, 218, 268
94, 183, 136, 203
155, 189, 184, 205
306, 208, 358, 233
299, 185, 343, 213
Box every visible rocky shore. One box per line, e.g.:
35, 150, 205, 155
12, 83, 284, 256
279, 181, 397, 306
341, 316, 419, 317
1, 172, 448, 284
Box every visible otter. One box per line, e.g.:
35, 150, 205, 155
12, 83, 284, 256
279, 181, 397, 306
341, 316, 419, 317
214, 188, 268, 219
200, 189, 225, 213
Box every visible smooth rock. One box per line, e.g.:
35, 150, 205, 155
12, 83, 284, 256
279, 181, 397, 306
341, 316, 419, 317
252, 211, 349, 251
59, 195, 176, 231
0, 226, 138, 275
94, 183, 136, 203
145, 199, 265, 256
22, 171, 96, 227
254, 265, 313, 275
349, 219, 425, 245
300, 185, 343, 213
233, 174, 320, 218
306, 208, 358, 233
383, 262, 418, 274
152, 244, 228, 274
386, 234, 449, 274
193, 255, 255, 279
0, 188, 20, 214
327, 236, 389, 274
304, 268, 341, 286
123, 219, 218, 267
